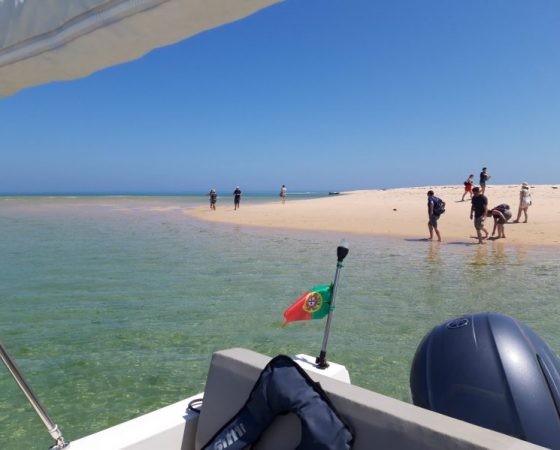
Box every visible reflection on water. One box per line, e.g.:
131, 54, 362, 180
0, 196, 559, 449
425, 241, 441, 265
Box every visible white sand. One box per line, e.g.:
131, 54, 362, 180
186, 184, 560, 246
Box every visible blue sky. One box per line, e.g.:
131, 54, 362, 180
1, 0, 559, 193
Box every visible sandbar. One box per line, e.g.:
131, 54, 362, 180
186, 185, 560, 246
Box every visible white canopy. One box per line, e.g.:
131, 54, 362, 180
0, 0, 281, 97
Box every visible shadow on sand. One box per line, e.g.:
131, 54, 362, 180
404, 238, 479, 246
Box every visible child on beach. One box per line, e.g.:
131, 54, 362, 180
470, 187, 488, 244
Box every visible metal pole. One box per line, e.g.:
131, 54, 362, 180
316, 240, 349, 369
1, 342, 67, 449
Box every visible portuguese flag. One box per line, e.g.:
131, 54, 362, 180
283, 284, 333, 325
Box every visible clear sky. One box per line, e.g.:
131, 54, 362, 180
1, 0, 559, 193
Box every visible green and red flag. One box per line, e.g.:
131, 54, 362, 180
283, 284, 333, 326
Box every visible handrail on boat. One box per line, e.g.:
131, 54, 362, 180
0, 342, 68, 449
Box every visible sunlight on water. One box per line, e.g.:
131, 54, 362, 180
1, 196, 559, 449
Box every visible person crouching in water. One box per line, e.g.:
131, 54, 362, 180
488, 204, 512, 239
427, 190, 442, 242
470, 186, 488, 244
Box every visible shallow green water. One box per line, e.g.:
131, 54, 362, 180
1, 196, 559, 449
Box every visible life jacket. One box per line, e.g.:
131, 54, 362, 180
201, 355, 354, 450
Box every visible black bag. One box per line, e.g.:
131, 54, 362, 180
433, 197, 446, 215
202, 355, 354, 450
495, 204, 512, 221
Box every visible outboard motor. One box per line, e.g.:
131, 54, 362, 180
410, 312, 560, 449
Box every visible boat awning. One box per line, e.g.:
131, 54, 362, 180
0, 0, 281, 97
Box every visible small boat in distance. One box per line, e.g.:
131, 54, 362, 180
328, 191, 340, 195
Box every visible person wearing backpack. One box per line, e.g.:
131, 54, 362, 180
427, 190, 442, 242
489, 204, 512, 239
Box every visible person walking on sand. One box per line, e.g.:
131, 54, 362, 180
513, 182, 532, 223
233, 186, 242, 210
427, 190, 442, 242
461, 174, 474, 201
208, 188, 217, 210
470, 186, 488, 244
479, 167, 491, 194
280, 184, 287, 204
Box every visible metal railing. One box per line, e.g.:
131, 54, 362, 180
1, 342, 68, 449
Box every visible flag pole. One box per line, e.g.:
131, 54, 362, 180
316, 240, 349, 369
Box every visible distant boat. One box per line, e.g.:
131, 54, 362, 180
328, 191, 340, 195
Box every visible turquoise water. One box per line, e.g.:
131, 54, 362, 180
1, 196, 559, 449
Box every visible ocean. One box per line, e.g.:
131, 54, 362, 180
1, 195, 559, 449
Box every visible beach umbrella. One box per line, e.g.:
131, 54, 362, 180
0, 0, 282, 97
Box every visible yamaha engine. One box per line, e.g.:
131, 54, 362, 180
410, 312, 560, 449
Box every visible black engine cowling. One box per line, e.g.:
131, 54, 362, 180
410, 312, 560, 449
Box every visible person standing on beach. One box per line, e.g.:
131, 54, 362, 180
280, 184, 287, 204
513, 182, 532, 223
479, 167, 491, 194
427, 190, 442, 242
208, 188, 217, 210
233, 186, 242, 210
461, 174, 474, 201
470, 186, 488, 244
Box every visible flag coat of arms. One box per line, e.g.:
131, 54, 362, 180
283, 284, 333, 325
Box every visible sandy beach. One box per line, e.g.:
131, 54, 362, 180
187, 184, 560, 246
